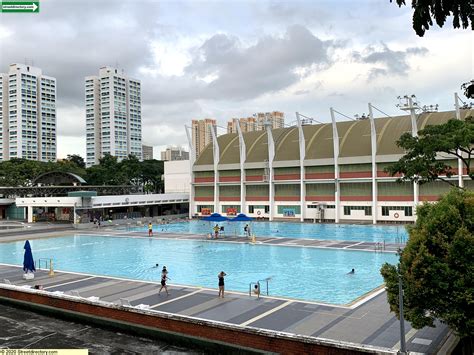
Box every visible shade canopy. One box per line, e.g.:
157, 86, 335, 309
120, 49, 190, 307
230, 213, 253, 222
23, 240, 35, 273
202, 213, 230, 222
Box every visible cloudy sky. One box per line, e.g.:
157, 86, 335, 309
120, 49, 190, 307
1, 0, 472, 158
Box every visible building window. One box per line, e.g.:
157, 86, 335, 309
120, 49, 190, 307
344, 206, 372, 216
381, 206, 412, 217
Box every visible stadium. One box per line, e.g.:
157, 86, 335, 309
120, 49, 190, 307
191, 107, 473, 223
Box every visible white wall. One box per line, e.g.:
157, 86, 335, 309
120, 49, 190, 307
165, 160, 191, 193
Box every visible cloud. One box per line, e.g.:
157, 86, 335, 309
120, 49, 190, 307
352, 43, 428, 80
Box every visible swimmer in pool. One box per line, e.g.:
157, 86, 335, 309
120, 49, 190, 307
347, 268, 355, 274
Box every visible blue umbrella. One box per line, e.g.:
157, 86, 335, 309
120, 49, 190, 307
201, 213, 230, 222
230, 213, 253, 222
23, 240, 35, 273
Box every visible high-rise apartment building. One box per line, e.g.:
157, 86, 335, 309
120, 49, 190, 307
227, 117, 257, 133
85, 66, 141, 167
191, 118, 216, 157
161, 146, 189, 161
255, 111, 285, 130
0, 64, 57, 162
142, 144, 154, 160
226, 112, 284, 134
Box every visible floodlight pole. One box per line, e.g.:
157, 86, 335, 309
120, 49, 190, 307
398, 273, 407, 354
454, 93, 464, 188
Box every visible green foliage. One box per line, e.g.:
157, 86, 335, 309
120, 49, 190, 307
380, 189, 474, 337
386, 118, 474, 186
0, 154, 164, 192
391, 0, 474, 37
66, 154, 86, 169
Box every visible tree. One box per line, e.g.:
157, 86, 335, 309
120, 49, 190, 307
86, 154, 127, 185
386, 118, 474, 187
391, 0, 474, 37
66, 154, 86, 169
380, 189, 473, 351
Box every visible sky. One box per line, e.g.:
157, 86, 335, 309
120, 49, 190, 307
0, 0, 472, 159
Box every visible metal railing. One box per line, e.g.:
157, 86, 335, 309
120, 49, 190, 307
249, 277, 271, 298
37, 258, 55, 276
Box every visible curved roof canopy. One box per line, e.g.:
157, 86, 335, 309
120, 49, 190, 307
194, 109, 473, 167
32, 171, 87, 186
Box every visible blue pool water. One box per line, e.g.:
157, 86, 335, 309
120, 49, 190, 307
0, 235, 397, 304
132, 221, 408, 243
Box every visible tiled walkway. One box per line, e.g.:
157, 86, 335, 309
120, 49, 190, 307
91, 228, 405, 253
0, 262, 449, 354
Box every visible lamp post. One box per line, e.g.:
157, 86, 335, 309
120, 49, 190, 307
398, 272, 407, 354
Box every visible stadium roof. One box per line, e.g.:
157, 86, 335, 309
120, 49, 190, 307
194, 109, 473, 168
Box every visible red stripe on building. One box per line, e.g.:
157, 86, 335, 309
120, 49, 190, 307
274, 174, 300, 180
194, 177, 214, 183
339, 172, 371, 178
340, 196, 372, 201
219, 196, 241, 201
246, 176, 263, 182
274, 196, 300, 201
378, 196, 413, 201
195, 197, 214, 201
245, 196, 269, 201
305, 172, 334, 179
305, 195, 335, 201
219, 176, 240, 182
419, 195, 440, 201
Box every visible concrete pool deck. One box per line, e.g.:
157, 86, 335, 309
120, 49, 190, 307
0, 229, 452, 354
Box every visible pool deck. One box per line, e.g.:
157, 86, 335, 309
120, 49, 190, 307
0, 229, 451, 354
90, 228, 406, 253
0, 263, 450, 354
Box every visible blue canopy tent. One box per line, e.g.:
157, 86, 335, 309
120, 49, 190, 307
231, 213, 253, 222
201, 213, 230, 222
202, 213, 230, 238
23, 240, 35, 279
230, 213, 254, 237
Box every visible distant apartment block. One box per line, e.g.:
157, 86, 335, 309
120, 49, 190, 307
227, 117, 256, 133
191, 118, 216, 157
142, 144, 153, 160
161, 146, 189, 161
227, 111, 284, 133
0, 64, 57, 162
85, 66, 142, 167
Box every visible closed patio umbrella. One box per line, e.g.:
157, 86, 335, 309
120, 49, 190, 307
23, 240, 35, 279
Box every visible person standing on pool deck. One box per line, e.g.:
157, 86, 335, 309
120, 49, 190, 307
159, 266, 169, 295
213, 224, 220, 239
218, 271, 227, 298
148, 222, 153, 237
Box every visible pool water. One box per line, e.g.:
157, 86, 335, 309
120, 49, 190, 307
131, 221, 408, 243
0, 235, 397, 304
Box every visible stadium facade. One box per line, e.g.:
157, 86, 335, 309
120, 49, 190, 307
190, 108, 473, 223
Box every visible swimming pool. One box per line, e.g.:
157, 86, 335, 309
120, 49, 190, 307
130, 221, 408, 243
0, 235, 397, 304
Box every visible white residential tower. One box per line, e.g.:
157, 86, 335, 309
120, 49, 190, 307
0, 64, 57, 161
85, 66, 142, 167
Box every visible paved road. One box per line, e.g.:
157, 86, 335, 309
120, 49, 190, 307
0, 303, 201, 354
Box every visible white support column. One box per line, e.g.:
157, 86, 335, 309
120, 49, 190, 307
330, 108, 340, 223
236, 123, 247, 214
266, 124, 275, 221
408, 96, 420, 208
210, 126, 220, 214
185, 125, 196, 218
454, 93, 464, 188
368, 103, 377, 225
296, 112, 306, 222
27, 206, 33, 223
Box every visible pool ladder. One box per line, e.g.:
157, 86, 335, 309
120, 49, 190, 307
249, 277, 271, 299
374, 241, 385, 252
37, 258, 55, 277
